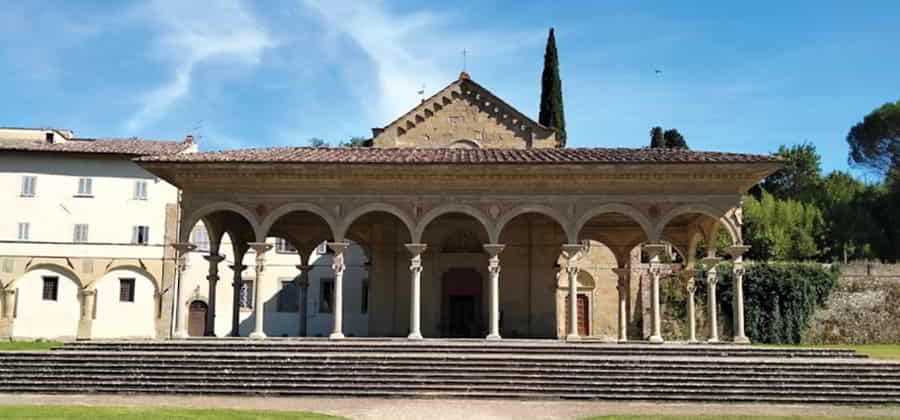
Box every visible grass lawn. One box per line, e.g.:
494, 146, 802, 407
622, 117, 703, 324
0, 341, 60, 351
0, 405, 341, 419
761, 343, 900, 360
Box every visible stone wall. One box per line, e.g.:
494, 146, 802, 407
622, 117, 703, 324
804, 262, 900, 344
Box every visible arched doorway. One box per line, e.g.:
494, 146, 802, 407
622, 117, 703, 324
188, 300, 208, 337
441, 268, 483, 338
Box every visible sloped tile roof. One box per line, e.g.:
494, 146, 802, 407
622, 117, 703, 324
136, 146, 782, 164
0, 138, 192, 156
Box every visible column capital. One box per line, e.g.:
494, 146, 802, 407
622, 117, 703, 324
611, 267, 630, 279
642, 243, 668, 260
79, 288, 96, 297
247, 242, 273, 254
203, 254, 226, 263
295, 264, 313, 272
727, 244, 751, 259
2, 288, 16, 296
229, 264, 248, 272
404, 243, 427, 256
700, 256, 723, 269
171, 242, 197, 253
561, 243, 584, 260
327, 241, 351, 255
483, 243, 505, 257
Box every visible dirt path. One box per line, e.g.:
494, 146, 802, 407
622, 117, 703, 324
2, 394, 898, 419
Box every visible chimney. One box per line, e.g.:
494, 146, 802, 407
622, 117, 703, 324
184, 135, 194, 144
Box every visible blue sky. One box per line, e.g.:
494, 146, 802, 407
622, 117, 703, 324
2, 1, 899, 177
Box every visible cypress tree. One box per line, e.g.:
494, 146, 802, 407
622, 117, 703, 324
650, 126, 666, 148
539, 28, 566, 146
663, 129, 689, 149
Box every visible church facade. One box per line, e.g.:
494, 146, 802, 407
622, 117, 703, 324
139, 73, 781, 342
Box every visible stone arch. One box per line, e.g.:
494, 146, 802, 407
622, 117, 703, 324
337, 202, 415, 241
91, 266, 159, 338
259, 202, 338, 242
183, 202, 261, 243
448, 139, 481, 149
413, 204, 493, 243
11, 263, 82, 288
575, 203, 655, 242
94, 264, 160, 293
492, 204, 573, 244
655, 203, 740, 246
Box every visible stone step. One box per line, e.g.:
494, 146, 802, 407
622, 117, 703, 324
3, 373, 900, 391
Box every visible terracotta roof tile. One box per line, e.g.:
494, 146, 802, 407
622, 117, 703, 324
137, 146, 782, 164
0, 138, 192, 156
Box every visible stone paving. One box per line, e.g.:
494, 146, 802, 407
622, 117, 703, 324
2, 394, 899, 419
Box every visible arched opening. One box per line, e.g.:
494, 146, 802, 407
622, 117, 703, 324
496, 212, 568, 338
420, 212, 491, 338
92, 267, 158, 338
11, 265, 81, 340
340, 210, 411, 337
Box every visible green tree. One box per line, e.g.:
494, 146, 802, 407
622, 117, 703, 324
847, 99, 900, 177
308, 137, 328, 147
742, 191, 824, 261
663, 129, 689, 149
761, 142, 822, 202
649, 126, 665, 148
539, 28, 566, 146
340, 136, 369, 147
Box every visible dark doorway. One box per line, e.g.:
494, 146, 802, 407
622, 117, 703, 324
441, 268, 483, 338
188, 300, 208, 337
565, 294, 590, 336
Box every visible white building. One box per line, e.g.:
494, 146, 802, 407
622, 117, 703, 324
0, 127, 370, 340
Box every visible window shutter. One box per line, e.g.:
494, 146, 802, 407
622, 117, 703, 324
131, 226, 139, 243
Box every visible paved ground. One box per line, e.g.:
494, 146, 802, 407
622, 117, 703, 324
2, 394, 899, 419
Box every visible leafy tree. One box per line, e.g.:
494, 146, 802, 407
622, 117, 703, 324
847, 99, 900, 177
539, 28, 566, 146
761, 142, 822, 203
649, 126, 665, 148
663, 129, 689, 149
340, 136, 369, 147
742, 191, 824, 261
308, 137, 329, 147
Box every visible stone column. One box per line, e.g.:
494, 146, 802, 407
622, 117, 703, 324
683, 269, 698, 343
76, 288, 96, 339
295, 264, 312, 337
203, 254, 225, 336
327, 242, 350, 339
701, 256, 723, 343
612, 267, 630, 342
171, 242, 196, 339
248, 242, 273, 339
229, 263, 247, 337
484, 244, 505, 341
729, 245, 751, 344
405, 243, 427, 340
561, 244, 584, 341
644, 243, 667, 344
3, 288, 16, 319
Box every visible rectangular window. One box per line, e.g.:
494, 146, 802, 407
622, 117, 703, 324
133, 181, 148, 200
277, 280, 299, 312
192, 226, 210, 252
239, 280, 253, 309
42, 276, 59, 301
275, 238, 297, 254
361, 280, 369, 314
132, 225, 150, 245
20, 176, 36, 197
76, 177, 92, 196
319, 278, 334, 313
73, 224, 89, 242
17, 223, 30, 241
119, 278, 135, 302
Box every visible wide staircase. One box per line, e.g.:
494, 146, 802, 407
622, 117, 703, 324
1, 339, 899, 404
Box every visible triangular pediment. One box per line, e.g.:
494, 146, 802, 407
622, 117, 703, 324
372, 73, 558, 149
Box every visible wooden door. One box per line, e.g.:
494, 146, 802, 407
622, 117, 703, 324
565, 294, 590, 336
448, 295, 477, 337
188, 300, 208, 337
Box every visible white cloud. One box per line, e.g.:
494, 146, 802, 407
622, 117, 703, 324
301, 1, 542, 123
125, 0, 275, 133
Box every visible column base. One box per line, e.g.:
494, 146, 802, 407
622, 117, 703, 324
707, 338, 720, 344
648, 335, 664, 344
249, 331, 267, 339
687, 338, 699, 344
733, 335, 750, 344
407, 332, 423, 340
565, 334, 580, 341
329, 332, 345, 339
486, 334, 502, 341
172, 330, 189, 339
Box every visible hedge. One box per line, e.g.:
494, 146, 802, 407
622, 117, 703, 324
691, 261, 838, 344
